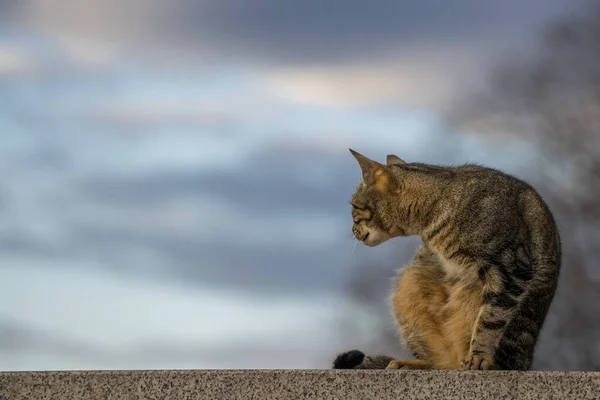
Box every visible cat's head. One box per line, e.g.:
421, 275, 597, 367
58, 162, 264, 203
349, 149, 407, 247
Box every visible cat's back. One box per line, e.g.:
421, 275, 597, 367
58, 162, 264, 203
413, 162, 560, 260
455, 165, 555, 224
396, 161, 558, 238
443, 163, 547, 210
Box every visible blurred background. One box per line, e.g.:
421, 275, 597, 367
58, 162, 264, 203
1, 0, 599, 371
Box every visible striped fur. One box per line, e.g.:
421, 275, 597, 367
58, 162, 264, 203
334, 150, 561, 370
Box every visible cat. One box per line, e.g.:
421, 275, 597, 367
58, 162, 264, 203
333, 149, 561, 370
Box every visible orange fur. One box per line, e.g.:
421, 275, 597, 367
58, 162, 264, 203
390, 249, 482, 370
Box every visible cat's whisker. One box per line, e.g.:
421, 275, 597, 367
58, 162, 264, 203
351, 239, 358, 256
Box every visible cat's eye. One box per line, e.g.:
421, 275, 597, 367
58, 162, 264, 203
350, 201, 366, 210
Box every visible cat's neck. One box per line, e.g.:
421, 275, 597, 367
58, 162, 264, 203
395, 172, 450, 237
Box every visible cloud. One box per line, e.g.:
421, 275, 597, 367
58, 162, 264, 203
0, 130, 362, 296
19, 0, 573, 62
173, 0, 573, 64
0, 46, 34, 76
266, 46, 486, 109
17, 0, 158, 65
0, 264, 344, 369
95, 100, 242, 129
1, 0, 575, 109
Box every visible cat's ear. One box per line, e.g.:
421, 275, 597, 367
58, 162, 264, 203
386, 154, 406, 165
349, 149, 392, 191
350, 149, 381, 178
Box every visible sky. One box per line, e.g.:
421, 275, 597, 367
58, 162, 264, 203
0, 0, 579, 370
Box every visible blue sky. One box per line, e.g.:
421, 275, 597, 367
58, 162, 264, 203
0, 0, 576, 370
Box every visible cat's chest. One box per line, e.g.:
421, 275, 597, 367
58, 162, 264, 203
424, 240, 481, 284
439, 256, 481, 285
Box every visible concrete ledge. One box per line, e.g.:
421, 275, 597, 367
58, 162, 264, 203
1, 370, 599, 400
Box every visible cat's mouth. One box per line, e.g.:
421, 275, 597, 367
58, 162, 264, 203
361, 232, 370, 242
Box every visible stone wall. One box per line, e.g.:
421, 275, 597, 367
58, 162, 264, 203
1, 370, 599, 399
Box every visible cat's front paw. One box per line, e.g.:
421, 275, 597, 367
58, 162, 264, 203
386, 360, 406, 369
386, 360, 433, 370
461, 353, 496, 370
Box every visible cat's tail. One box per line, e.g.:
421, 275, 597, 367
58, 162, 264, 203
332, 350, 394, 369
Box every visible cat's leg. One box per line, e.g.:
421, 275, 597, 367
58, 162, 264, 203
386, 359, 433, 370
443, 279, 485, 369
462, 260, 529, 370
391, 247, 460, 369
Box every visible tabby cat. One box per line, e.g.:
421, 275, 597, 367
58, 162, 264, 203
333, 149, 561, 370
